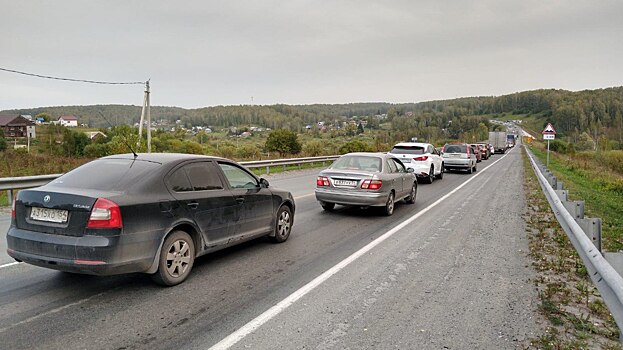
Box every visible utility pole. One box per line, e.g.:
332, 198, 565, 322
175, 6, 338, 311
137, 80, 151, 153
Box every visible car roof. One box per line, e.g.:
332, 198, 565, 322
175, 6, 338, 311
392, 142, 431, 147
101, 153, 229, 165
343, 152, 387, 157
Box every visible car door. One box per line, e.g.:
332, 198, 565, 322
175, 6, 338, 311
166, 161, 238, 247
391, 158, 411, 197
217, 162, 274, 240
385, 158, 404, 197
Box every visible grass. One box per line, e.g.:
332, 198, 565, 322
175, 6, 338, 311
529, 143, 623, 251
249, 160, 330, 177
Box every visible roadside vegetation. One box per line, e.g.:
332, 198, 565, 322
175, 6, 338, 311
522, 148, 621, 349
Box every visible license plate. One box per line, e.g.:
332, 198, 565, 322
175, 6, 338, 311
30, 207, 68, 223
451, 154, 461, 157
333, 179, 357, 187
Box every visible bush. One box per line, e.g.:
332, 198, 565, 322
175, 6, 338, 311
265, 129, 301, 155
339, 140, 373, 154
548, 139, 568, 153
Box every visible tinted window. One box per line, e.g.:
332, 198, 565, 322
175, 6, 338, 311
444, 145, 466, 153
185, 162, 224, 191
50, 158, 161, 191
167, 168, 193, 192
386, 159, 398, 173
219, 163, 258, 189
391, 159, 406, 173
332, 156, 382, 172
391, 146, 425, 154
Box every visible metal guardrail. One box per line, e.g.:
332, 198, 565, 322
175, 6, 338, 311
525, 146, 623, 341
0, 155, 339, 203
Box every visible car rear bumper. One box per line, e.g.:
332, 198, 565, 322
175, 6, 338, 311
403, 163, 431, 177
315, 188, 387, 207
6, 227, 159, 275
443, 158, 472, 169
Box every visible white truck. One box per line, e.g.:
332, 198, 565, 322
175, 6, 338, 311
488, 131, 507, 154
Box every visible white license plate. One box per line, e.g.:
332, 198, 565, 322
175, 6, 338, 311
450, 154, 461, 157
30, 207, 68, 223
333, 179, 357, 187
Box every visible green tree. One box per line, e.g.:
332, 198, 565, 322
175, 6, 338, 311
339, 140, 373, 154
265, 129, 301, 155
357, 123, 365, 134
0, 129, 7, 151
62, 129, 90, 156
302, 140, 324, 156
35, 112, 52, 122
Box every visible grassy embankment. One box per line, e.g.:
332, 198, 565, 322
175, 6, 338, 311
528, 142, 623, 251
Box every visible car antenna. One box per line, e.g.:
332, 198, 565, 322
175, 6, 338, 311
97, 110, 138, 158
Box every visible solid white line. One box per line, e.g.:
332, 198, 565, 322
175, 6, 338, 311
293, 193, 314, 200
209, 149, 514, 350
0, 261, 21, 269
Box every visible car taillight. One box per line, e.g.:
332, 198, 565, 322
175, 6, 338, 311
316, 176, 330, 187
11, 197, 16, 219
361, 180, 382, 190
87, 198, 123, 228
413, 156, 428, 161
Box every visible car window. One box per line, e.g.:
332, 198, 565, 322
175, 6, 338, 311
218, 163, 258, 189
444, 145, 465, 153
386, 159, 398, 173
390, 145, 424, 154
391, 159, 406, 173
51, 158, 161, 191
167, 167, 193, 192
332, 156, 382, 171
185, 162, 224, 191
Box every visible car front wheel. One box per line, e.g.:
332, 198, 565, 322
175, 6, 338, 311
270, 205, 292, 243
152, 230, 195, 286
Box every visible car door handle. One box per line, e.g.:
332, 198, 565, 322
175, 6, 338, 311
187, 202, 199, 209
236, 197, 245, 204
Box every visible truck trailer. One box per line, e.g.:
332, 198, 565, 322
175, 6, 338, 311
489, 131, 507, 153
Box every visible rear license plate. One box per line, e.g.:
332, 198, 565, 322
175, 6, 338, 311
30, 207, 68, 223
333, 179, 357, 187
450, 154, 460, 157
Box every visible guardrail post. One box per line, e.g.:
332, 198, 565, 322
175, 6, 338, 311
265, 166, 270, 175
554, 190, 568, 202
7, 190, 13, 206
604, 253, 623, 283
577, 218, 602, 252
562, 200, 585, 220
283, 164, 286, 172
556, 181, 564, 190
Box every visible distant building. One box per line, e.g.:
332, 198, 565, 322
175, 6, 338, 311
0, 114, 35, 138
84, 131, 107, 141
58, 116, 78, 127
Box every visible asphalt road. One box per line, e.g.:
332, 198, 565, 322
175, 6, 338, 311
0, 147, 542, 349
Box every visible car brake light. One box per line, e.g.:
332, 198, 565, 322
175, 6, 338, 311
316, 176, 330, 187
413, 156, 428, 161
361, 180, 382, 190
87, 198, 123, 228
11, 197, 16, 219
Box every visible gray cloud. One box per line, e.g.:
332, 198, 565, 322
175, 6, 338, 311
1, 0, 622, 110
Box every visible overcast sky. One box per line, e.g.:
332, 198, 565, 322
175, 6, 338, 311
1, 0, 622, 111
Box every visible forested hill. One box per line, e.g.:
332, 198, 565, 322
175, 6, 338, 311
3, 87, 622, 138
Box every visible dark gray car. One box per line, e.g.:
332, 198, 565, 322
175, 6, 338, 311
315, 152, 417, 216
7, 153, 295, 286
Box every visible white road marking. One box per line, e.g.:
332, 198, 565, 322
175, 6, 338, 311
0, 261, 21, 269
293, 193, 314, 200
208, 149, 514, 350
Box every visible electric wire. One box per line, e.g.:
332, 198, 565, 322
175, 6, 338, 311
0, 67, 145, 85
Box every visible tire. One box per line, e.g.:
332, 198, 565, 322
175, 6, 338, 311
473, 163, 477, 172
405, 183, 417, 204
468, 164, 473, 174
436, 164, 444, 180
151, 231, 195, 286
384, 192, 395, 216
321, 202, 335, 211
270, 205, 292, 243
424, 166, 434, 184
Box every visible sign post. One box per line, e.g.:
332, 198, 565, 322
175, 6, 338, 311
542, 123, 556, 167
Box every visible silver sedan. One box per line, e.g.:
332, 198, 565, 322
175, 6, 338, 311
315, 152, 417, 216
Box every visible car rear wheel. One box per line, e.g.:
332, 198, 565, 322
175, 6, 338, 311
468, 164, 473, 174
405, 183, 417, 204
270, 205, 292, 243
436, 164, 444, 180
473, 163, 477, 172
424, 166, 434, 184
152, 230, 195, 286
321, 202, 335, 211
384, 192, 395, 216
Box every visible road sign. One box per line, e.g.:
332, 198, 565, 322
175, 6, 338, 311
543, 133, 555, 140
542, 123, 556, 134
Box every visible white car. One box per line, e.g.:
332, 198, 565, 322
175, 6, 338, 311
388, 142, 443, 183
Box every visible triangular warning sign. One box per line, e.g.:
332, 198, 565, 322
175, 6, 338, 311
542, 123, 556, 134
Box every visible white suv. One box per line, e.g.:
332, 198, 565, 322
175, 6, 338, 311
388, 142, 443, 183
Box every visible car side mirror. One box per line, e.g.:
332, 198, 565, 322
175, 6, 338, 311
259, 178, 270, 188
407, 168, 415, 173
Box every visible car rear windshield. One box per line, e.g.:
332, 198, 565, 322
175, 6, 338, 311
444, 145, 466, 153
332, 156, 382, 172
390, 146, 425, 154
49, 158, 161, 191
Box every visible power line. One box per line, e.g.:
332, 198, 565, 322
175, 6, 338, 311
0, 67, 145, 85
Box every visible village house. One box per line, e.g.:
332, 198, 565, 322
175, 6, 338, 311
0, 114, 35, 138
58, 116, 78, 127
